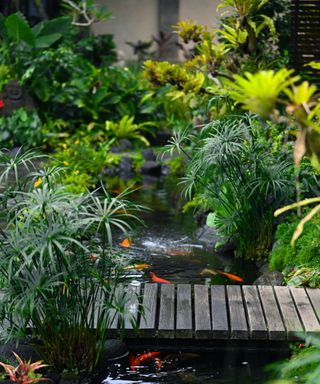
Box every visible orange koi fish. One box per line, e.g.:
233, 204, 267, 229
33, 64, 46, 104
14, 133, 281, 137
129, 351, 161, 370
219, 271, 244, 283
200, 268, 244, 283
150, 272, 171, 284
120, 238, 132, 247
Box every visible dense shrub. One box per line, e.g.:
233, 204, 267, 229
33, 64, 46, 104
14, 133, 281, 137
269, 212, 320, 271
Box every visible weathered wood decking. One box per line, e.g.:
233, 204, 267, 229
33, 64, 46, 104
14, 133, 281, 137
110, 284, 320, 341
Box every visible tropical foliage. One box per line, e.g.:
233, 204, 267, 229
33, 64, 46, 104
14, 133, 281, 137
0, 149, 145, 376
1, 0, 320, 380
163, 114, 295, 259
269, 336, 320, 384
0, 11, 164, 190
269, 210, 320, 279
0, 352, 47, 384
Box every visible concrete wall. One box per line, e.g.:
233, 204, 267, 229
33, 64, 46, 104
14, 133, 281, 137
92, 0, 158, 61
180, 0, 220, 29
93, 0, 220, 61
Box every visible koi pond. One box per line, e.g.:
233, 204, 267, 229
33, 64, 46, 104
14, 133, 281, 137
102, 176, 289, 384
117, 175, 259, 285
102, 346, 288, 384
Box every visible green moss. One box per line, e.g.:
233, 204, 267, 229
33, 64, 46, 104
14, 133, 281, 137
269, 212, 320, 271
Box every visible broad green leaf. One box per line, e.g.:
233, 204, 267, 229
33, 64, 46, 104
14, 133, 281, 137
35, 33, 62, 49
306, 61, 320, 70
247, 19, 257, 35
5, 13, 35, 46
238, 28, 249, 44
35, 16, 71, 37
206, 212, 217, 228
33, 78, 52, 102
260, 15, 276, 36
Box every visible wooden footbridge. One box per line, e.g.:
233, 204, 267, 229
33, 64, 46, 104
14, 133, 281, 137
110, 284, 320, 341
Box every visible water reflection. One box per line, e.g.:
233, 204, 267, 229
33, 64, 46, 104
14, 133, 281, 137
102, 348, 288, 384
114, 176, 259, 285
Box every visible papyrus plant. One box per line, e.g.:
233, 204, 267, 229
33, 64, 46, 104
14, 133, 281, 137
0, 149, 144, 375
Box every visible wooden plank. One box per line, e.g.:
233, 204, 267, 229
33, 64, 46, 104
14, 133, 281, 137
227, 285, 248, 339
291, 287, 320, 334
306, 288, 320, 322
211, 285, 229, 339
124, 282, 142, 336
194, 285, 211, 339
243, 286, 267, 340
274, 286, 304, 339
139, 283, 158, 337
258, 286, 286, 340
176, 284, 193, 338
158, 284, 175, 338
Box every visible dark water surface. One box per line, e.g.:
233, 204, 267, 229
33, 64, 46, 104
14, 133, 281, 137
102, 176, 288, 384
102, 346, 288, 384
117, 176, 259, 285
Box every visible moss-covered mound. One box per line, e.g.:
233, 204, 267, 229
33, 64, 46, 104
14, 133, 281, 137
269, 212, 320, 272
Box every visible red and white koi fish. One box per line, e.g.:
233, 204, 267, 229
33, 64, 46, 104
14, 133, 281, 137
129, 351, 161, 370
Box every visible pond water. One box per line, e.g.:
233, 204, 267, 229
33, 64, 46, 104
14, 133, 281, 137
102, 176, 289, 384
102, 346, 288, 384
115, 175, 260, 285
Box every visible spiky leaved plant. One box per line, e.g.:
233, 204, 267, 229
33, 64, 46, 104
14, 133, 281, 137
0, 149, 145, 376
0, 352, 47, 384
164, 114, 295, 260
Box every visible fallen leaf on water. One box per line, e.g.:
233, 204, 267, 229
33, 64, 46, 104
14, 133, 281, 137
120, 238, 132, 247
124, 263, 151, 271
200, 268, 219, 276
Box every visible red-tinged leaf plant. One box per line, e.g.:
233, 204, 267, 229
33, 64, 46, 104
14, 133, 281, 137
0, 352, 48, 384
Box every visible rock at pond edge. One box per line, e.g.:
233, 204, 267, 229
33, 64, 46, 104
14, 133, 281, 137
195, 225, 234, 254
99, 339, 128, 369
253, 271, 284, 286
140, 161, 162, 176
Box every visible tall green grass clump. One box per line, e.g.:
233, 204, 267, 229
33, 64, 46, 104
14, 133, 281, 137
0, 148, 144, 377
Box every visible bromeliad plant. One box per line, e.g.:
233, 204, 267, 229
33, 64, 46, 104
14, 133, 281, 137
0, 352, 47, 384
0, 149, 145, 376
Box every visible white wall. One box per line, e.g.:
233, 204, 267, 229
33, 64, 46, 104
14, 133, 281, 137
93, 0, 221, 61
93, 0, 158, 61
179, 0, 221, 29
